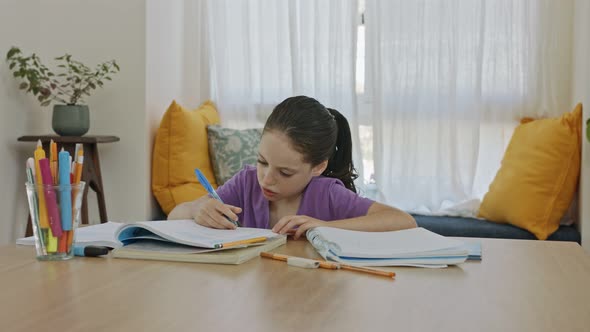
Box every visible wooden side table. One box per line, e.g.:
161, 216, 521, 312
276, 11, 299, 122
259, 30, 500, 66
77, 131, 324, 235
18, 135, 120, 236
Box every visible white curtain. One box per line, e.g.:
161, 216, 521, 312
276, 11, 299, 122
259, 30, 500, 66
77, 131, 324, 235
365, 0, 574, 215
204, 0, 363, 177
180, 0, 212, 107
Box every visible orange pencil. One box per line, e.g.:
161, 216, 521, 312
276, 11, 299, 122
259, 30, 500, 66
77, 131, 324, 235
58, 233, 68, 253
73, 146, 83, 184
260, 252, 339, 270
217, 236, 267, 249
260, 252, 395, 279
66, 229, 74, 249
49, 140, 58, 184
339, 264, 396, 279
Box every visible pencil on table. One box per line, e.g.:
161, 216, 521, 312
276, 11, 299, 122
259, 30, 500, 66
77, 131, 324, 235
260, 252, 395, 279
339, 264, 396, 279
260, 252, 339, 270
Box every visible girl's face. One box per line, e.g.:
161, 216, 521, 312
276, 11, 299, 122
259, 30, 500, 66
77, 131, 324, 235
257, 130, 327, 202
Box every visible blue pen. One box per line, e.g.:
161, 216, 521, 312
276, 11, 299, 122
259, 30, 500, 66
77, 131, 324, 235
194, 168, 240, 227
58, 149, 73, 231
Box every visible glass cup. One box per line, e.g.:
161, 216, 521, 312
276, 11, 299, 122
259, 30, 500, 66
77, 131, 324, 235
25, 181, 85, 261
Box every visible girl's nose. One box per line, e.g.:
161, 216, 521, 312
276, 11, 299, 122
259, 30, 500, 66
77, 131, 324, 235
262, 171, 275, 186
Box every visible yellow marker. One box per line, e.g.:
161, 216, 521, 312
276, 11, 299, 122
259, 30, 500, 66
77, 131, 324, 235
46, 228, 58, 253
33, 141, 49, 229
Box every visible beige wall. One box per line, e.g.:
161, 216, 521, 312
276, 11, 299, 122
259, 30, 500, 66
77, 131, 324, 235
0, 0, 42, 243
146, 0, 185, 219
573, 0, 590, 252
0, 0, 151, 244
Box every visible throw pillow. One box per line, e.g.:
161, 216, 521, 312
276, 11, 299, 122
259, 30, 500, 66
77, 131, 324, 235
207, 125, 263, 185
478, 103, 582, 239
152, 100, 220, 214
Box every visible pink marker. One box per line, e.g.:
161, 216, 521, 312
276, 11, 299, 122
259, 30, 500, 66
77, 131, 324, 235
39, 158, 63, 237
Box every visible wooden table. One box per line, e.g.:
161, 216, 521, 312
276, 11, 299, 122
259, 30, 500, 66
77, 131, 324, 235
1, 238, 589, 332
18, 135, 119, 235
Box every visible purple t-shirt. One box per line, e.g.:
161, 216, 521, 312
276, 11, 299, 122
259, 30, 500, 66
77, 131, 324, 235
216, 165, 374, 229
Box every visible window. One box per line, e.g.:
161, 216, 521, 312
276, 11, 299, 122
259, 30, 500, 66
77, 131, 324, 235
355, 0, 374, 186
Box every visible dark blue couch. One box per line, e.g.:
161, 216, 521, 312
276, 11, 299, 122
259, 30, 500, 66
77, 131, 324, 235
414, 215, 581, 243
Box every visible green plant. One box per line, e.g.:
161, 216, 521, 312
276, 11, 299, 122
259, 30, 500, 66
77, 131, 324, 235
5, 46, 119, 107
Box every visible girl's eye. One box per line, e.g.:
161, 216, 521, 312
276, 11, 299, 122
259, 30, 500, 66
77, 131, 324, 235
257, 159, 268, 166
280, 171, 293, 177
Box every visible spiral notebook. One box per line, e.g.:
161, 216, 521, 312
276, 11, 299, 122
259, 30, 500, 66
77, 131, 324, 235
306, 227, 476, 268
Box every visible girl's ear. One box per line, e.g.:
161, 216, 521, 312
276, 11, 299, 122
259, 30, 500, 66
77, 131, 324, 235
311, 160, 328, 176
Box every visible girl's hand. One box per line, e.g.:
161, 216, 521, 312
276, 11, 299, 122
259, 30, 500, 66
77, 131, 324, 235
272, 215, 325, 240
191, 198, 242, 229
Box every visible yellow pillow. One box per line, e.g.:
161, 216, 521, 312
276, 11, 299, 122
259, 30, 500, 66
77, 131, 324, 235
478, 104, 582, 240
152, 100, 220, 214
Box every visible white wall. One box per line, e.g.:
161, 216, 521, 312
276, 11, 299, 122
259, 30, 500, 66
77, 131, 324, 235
572, 0, 590, 252
0, 0, 150, 244
0, 0, 43, 243
146, 0, 185, 219
145, 0, 212, 219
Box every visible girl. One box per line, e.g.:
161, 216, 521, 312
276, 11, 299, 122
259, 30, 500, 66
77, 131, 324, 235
168, 96, 416, 239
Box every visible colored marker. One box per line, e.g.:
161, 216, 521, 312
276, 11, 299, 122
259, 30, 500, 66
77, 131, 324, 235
73, 245, 109, 257
58, 148, 72, 231
39, 158, 63, 237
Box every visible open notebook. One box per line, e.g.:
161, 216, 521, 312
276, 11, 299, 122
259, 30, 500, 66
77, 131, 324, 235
17, 221, 124, 248
17, 220, 286, 264
306, 227, 480, 268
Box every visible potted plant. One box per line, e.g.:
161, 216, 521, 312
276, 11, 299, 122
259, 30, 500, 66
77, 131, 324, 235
6, 46, 119, 136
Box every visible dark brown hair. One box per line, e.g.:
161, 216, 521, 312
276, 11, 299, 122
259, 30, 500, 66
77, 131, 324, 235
263, 96, 359, 192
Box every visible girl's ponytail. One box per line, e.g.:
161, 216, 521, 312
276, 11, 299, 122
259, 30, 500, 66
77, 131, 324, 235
323, 108, 359, 192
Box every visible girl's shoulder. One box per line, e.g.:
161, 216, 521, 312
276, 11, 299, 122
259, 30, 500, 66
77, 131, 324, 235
217, 165, 260, 201
303, 176, 374, 219
227, 164, 258, 186
307, 176, 348, 195
239, 164, 257, 176
307, 176, 373, 201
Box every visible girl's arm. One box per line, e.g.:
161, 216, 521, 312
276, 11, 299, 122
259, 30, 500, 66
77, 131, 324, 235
272, 202, 417, 239
321, 202, 417, 231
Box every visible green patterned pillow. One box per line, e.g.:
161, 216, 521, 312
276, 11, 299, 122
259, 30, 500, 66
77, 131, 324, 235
207, 125, 263, 185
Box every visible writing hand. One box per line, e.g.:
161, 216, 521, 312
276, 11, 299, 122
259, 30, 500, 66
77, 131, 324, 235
192, 198, 242, 229
271, 215, 325, 240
